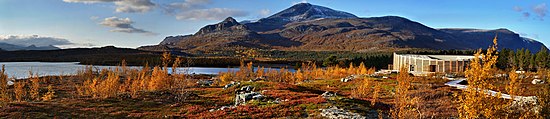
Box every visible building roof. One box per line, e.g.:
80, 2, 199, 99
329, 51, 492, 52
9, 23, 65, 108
395, 53, 475, 61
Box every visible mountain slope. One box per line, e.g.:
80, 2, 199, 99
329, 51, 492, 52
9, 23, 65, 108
143, 3, 548, 53
171, 17, 267, 51
439, 28, 545, 51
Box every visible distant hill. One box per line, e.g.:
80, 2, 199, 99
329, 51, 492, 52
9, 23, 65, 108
0, 42, 59, 51
140, 3, 548, 52
0, 46, 160, 66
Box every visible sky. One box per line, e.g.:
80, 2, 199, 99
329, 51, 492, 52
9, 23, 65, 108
0, 0, 549, 48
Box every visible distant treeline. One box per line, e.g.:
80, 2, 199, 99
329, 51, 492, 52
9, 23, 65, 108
319, 54, 393, 70
497, 47, 550, 71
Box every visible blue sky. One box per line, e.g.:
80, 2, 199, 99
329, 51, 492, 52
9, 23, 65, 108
0, 0, 549, 48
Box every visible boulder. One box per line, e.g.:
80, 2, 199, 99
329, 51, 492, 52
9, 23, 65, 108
320, 107, 366, 119
532, 79, 545, 84
234, 85, 264, 106
223, 81, 241, 89
235, 92, 263, 106
321, 91, 336, 98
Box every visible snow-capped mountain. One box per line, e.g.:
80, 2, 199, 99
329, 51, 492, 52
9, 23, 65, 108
264, 3, 357, 22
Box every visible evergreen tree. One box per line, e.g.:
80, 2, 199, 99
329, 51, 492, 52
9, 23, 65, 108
516, 48, 525, 70
496, 48, 511, 69
323, 55, 337, 67
536, 46, 549, 69
525, 49, 532, 70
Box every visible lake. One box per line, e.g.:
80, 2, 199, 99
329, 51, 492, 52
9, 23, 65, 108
0, 62, 294, 79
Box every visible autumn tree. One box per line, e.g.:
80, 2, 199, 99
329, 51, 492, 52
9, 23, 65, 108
14, 81, 26, 102
0, 65, 10, 106
30, 76, 40, 101
372, 82, 382, 106
391, 67, 418, 118
41, 85, 55, 101
458, 36, 506, 118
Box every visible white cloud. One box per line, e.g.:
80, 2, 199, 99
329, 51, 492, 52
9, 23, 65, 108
0, 35, 75, 47
259, 9, 271, 17
175, 8, 248, 20
533, 3, 548, 20
99, 16, 157, 35
163, 0, 249, 20
63, 0, 156, 13
164, 0, 210, 14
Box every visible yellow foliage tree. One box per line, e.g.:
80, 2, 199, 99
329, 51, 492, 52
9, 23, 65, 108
458, 36, 506, 118
148, 66, 171, 91
391, 66, 418, 118
30, 76, 40, 101
0, 65, 10, 106
219, 72, 233, 85
296, 69, 307, 83
372, 82, 382, 106
358, 62, 367, 74
41, 85, 55, 101
352, 77, 371, 98
14, 81, 26, 102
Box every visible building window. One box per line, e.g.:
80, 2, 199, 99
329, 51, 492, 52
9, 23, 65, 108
429, 65, 436, 72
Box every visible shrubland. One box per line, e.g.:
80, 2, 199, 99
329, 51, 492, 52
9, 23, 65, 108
0, 43, 549, 118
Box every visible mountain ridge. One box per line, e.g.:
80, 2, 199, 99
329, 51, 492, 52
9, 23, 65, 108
141, 3, 548, 53
0, 42, 59, 51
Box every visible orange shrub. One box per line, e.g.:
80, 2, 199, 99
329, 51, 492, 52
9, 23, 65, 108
41, 85, 55, 101
0, 65, 10, 106
14, 81, 26, 102
30, 76, 40, 100
148, 66, 171, 91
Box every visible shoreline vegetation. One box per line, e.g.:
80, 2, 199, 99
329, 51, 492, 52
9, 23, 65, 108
0, 46, 477, 69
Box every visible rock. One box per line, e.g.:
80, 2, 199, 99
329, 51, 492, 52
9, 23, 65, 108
250, 76, 267, 82
237, 85, 254, 93
495, 74, 508, 78
223, 81, 240, 89
341, 75, 362, 82
269, 98, 281, 104
219, 106, 233, 110
341, 77, 351, 82
235, 92, 263, 106
321, 91, 336, 98
234, 85, 264, 106
532, 79, 545, 84
320, 106, 366, 119
210, 105, 236, 112
7, 80, 14, 86
196, 79, 214, 86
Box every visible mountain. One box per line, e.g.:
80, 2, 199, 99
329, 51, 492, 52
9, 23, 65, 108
439, 28, 545, 51
245, 3, 358, 32
142, 3, 548, 53
0, 43, 59, 51
264, 3, 357, 22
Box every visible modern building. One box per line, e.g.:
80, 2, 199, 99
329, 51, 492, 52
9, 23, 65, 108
392, 53, 475, 76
